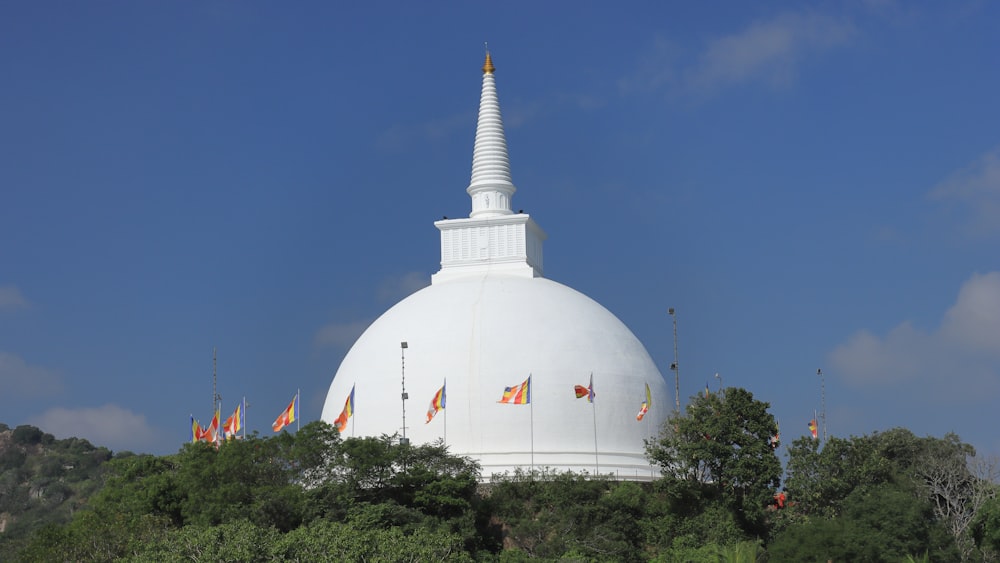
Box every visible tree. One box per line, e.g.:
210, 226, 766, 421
486, 470, 650, 561
768, 482, 958, 562
646, 387, 781, 536
784, 428, 998, 560
972, 495, 1000, 558
916, 435, 999, 561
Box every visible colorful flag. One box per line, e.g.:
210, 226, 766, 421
574, 374, 595, 403
808, 419, 818, 440
224, 398, 245, 439
334, 385, 355, 433
636, 383, 652, 421
705, 383, 710, 398
272, 392, 299, 432
205, 408, 221, 443
426, 381, 446, 423
190, 416, 202, 443
499, 376, 531, 404
194, 415, 215, 442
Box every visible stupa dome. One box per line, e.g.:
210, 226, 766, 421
320, 53, 669, 479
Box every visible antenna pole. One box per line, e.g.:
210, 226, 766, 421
669, 308, 680, 413
401, 342, 409, 445
213, 348, 221, 445
818, 368, 827, 442
212, 347, 218, 415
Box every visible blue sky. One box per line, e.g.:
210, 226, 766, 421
2, 2, 998, 461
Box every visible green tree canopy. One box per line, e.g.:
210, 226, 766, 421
646, 386, 781, 536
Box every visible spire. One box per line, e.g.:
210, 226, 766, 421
433, 52, 546, 284
467, 52, 515, 218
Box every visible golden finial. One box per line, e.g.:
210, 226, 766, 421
482, 48, 495, 74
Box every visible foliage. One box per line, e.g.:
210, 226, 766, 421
5, 403, 1000, 562
972, 495, 1000, 558
487, 469, 650, 561
271, 519, 474, 562
916, 435, 998, 560
768, 482, 957, 562
11, 422, 490, 561
0, 425, 113, 560
783, 427, 998, 560
646, 387, 781, 537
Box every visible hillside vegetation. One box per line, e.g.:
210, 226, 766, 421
2, 387, 999, 562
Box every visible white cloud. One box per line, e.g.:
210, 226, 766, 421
376, 111, 474, 151
27, 404, 158, 453
939, 272, 1000, 353
314, 319, 372, 349
830, 272, 1000, 402
0, 286, 28, 310
376, 271, 429, 303
0, 352, 64, 398
622, 12, 855, 98
314, 272, 428, 350
618, 35, 680, 95
930, 146, 1000, 236
685, 12, 855, 94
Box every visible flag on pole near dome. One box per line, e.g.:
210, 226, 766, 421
499, 376, 531, 404
426, 381, 446, 423
207, 408, 221, 443
636, 383, 651, 421
190, 416, 203, 443
334, 385, 355, 432
574, 375, 595, 403
224, 398, 244, 439
272, 392, 299, 432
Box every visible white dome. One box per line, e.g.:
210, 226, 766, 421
321, 272, 670, 479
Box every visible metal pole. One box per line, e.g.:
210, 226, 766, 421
212, 347, 221, 445
401, 342, 409, 444
818, 368, 826, 442
669, 308, 680, 413
591, 373, 598, 476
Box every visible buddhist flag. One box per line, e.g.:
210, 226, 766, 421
224, 398, 244, 439
808, 419, 818, 440
426, 381, 446, 423
193, 418, 212, 442
636, 383, 651, 421
272, 392, 299, 432
206, 408, 221, 443
334, 385, 355, 433
190, 415, 202, 443
574, 374, 595, 403
499, 376, 531, 404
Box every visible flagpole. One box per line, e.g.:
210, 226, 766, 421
591, 373, 598, 476
443, 379, 447, 447
529, 374, 534, 475
669, 308, 680, 414
296, 389, 301, 432
817, 368, 826, 442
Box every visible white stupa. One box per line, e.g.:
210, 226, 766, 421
321, 53, 669, 479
